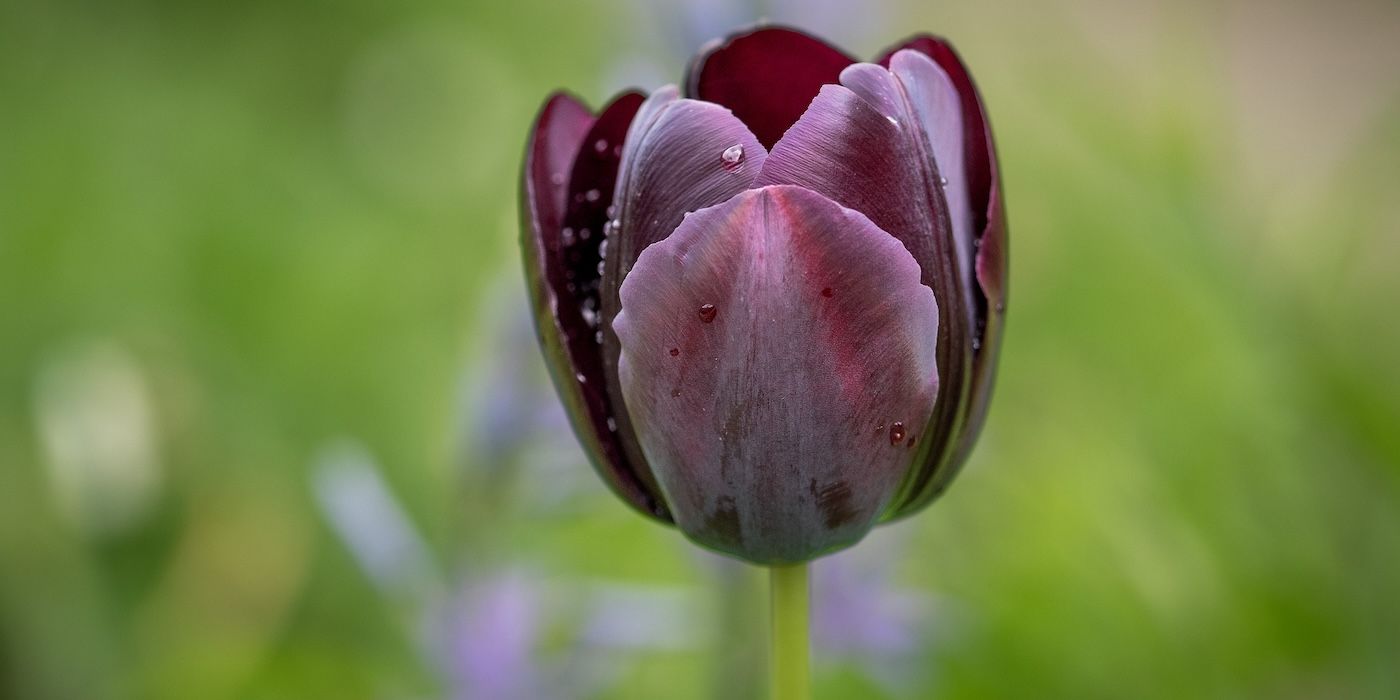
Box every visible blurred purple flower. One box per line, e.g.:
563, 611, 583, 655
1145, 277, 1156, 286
812, 527, 938, 691
436, 572, 547, 700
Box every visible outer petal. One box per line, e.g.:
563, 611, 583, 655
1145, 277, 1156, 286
613, 185, 940, 564
755, 71, 975, 521
876, 36, 1008, 515
598, 88, 768, 506
520, 92, 670, 520
685, 25, 855, 148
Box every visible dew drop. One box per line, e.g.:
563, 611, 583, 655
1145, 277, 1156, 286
938, 175, 949, 187
671, 388, 681, 398
821, 287, 833, 298
585, 188, 601, 203
606, 417, 617, 431
669, 347, 680, 357
721, 143, 744, 168
596, 260, 606, 276
550, 172, 566, 186
561, 227, 575, 245
579, 228, 591, 240
875, 422, 885, 433
972, 338, 982, 351
594, 330, 603, 344
995, 301, 1005, 313
594, 138, 608, 153
598, 239, 609, 259
605, 204, 617, 218
697, 303, 718, 323
906, 435, 916, 448
576, 372, 587, 384
889, 421, 906, 445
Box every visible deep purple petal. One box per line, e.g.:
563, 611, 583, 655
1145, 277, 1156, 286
613, 185, 939, 564
755, 75, 975, 519
520, 92, 670, 520
876, 36, 1008, 515
685, 26, 855, 149
597, 88, 768, 503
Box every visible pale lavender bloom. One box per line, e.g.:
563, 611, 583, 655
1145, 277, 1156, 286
438, 572, 549, 700
311, 440, 439, 604
812, 526, 939, 691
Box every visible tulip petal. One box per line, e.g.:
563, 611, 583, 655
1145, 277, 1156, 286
613, 185, 939, 564
598, 88, 768, 498
685, 26, 855, 148
876, 36, 1009, 515
755, 75, 975, 520
520, 91, 670, 520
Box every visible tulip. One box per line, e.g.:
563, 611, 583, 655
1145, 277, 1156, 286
521, 26, 1005, 566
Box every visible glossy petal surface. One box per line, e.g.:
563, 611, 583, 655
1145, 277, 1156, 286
755, 70, 974, 519
613, 185, 939, 564
876, 36, 1008, 514
598, 88, 768, 498
520, 92, 669, 519
686, 26, 855, 148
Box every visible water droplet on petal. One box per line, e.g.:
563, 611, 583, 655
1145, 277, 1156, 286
821, 287, 833, 298
671, 388, 681, 398
606, 417, 617, 431
875, 423, 885, 434
576, 372, 587, 384
605, 204, 617, 218
585, 188, 601, 202
939, 175, 949, 187
579, 228, 591, 240
697, 304, 717, 323
721, 143, 744, 169
972, 338, 982, 351
561, 227, 575, 245
889, 421, 905, 445
598, 239, 609, 259
669, 347, 680, 357
594, 138, 608, 153
596, 260, 606, 276
550, 172, 566, 186
906, 435, 916, 448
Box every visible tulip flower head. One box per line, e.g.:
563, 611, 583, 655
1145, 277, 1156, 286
522, 26, 1006, 565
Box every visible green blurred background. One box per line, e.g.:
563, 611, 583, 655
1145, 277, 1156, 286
3, 0, 1399, 698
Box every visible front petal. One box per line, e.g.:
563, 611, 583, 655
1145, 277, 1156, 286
685, 26, 855, 149
520, 91, 670, 520
755, 74, 975, 519
612, 185, 939, 564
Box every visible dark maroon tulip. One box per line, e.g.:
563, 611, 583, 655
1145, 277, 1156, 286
521, 26, 1006, 564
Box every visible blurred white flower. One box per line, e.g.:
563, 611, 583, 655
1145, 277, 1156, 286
33, 340, 162, 535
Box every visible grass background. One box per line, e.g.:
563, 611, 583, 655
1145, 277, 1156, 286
2, 0, 1398, 697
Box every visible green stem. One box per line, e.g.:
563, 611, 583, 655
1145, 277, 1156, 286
770, 563, 811, 700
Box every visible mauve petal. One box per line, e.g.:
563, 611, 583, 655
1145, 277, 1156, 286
613, 185, 939, 564
876, 36, 1008, 516
685, 25, 855, 149
598, 88, 768, 500
886, 51, 974, 313
755, 80, 974, 520
520, 91, 670, 520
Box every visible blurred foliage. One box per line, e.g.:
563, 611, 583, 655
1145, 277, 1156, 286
2, 0, 1399, 698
